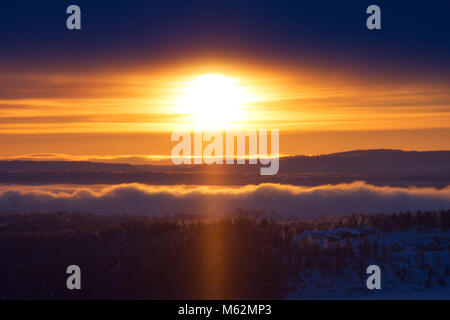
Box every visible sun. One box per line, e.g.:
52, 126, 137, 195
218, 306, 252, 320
175, 74, 253, 130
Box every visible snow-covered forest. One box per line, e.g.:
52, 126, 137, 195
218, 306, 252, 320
0, 210, 449, 299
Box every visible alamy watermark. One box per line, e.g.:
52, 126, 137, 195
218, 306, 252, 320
170, 129, 280, 175
65, 4, 381, 31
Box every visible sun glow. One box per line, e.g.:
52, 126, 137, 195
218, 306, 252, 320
174, 74, 255, 130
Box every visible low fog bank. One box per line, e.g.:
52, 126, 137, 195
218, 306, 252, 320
1, 182, 450, 219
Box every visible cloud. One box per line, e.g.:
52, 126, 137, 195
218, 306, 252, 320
0, 182, 450, 219
0, 153, 173, 164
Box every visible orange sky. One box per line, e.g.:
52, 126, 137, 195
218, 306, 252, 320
0, 60, 449, 159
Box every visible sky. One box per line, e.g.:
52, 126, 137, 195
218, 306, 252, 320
0, 0, 449, 158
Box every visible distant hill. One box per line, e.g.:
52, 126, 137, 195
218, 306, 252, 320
0, 149, 449, 187
281, 149, 450, 174
0, 160, 145, 174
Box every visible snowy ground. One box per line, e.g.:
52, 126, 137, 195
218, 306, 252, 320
287, 227, 450, 299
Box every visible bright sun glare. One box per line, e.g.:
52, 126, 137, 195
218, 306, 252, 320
175, 74, 254, 129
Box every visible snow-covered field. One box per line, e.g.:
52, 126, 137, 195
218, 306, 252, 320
287, 227, 450, 299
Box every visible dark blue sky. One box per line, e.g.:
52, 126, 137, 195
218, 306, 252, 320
0, 0, 449, 79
